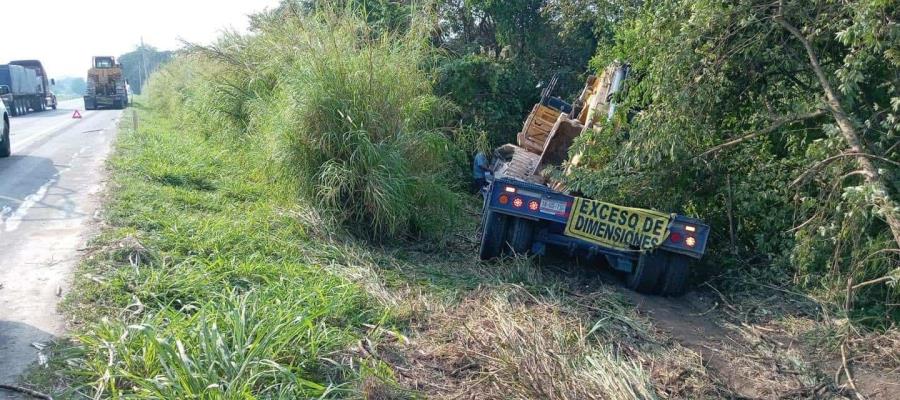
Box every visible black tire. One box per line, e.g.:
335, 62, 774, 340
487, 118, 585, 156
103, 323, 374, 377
506, 217, 534, 254
1, 120, 10, 157
479, 211, 510, 260
660, 253, 690, 296
626, 251, 666, 294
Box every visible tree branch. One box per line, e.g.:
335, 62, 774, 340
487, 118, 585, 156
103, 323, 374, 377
791, 152, 894, 186
851, 273, 898, 291
775, 1, 900, 248
698, 109, 827, 158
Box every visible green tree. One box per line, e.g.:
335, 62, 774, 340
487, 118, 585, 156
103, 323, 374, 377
570, 0, 899, 324
432, 0, 630, 145
119, 44, 174, 94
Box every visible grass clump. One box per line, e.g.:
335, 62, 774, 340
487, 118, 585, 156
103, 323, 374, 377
150, 7, 465, 241
278, 13, 462, 239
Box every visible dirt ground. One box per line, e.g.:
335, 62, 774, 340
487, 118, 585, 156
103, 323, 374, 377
349, 245, 900, 399
627, 285, 900, 399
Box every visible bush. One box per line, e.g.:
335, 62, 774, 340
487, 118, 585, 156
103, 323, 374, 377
434, 54, 538, 147
146, 7, 465, 240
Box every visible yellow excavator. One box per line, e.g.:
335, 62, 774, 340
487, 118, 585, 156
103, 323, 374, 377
492, 62, 628, 188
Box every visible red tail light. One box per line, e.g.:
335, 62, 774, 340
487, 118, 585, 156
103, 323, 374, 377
512, 197, 524, 208
528, 200, 539, 211
670, 232, 682, 243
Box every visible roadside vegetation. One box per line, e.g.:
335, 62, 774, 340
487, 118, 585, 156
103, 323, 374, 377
49, 102, 680, 398
37, 0, 898, 399
153, 9, 466, 240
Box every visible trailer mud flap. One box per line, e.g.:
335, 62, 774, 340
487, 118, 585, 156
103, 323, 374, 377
564, 197, 672, 252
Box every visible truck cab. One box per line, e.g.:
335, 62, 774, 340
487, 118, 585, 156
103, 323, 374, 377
9, 60, 58, 112
0, 85, 11, 112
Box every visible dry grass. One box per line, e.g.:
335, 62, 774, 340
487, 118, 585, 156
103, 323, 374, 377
315, 241, 739, 399
358, 284, 656, 399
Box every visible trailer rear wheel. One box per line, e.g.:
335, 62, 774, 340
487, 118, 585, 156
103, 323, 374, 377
506, 217, 534, 254
660, 254, 689, 296
626, 251, 665, 294
479, 211, 510, 260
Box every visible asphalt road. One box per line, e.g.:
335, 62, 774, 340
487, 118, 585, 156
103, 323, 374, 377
0, 99, 122, 389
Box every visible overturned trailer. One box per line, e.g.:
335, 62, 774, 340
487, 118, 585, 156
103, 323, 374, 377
478, 64, 709, 296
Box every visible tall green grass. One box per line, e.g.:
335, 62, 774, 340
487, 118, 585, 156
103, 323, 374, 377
58, 105, 387, 398
148, 7, 465, 241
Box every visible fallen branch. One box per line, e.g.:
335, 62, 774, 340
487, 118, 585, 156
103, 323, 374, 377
0, 384, 53, 400
884, 139, 900, 155
856, 248, 900, 266
840, 342, 866, 400
777, 380, 829, 399
851, 271, 899, 291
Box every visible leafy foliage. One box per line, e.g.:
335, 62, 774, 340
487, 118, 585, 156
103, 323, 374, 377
146, 0, 900, 326
119, 44, 174, 94
568, 0, 899, 325
52, 76, 86, 98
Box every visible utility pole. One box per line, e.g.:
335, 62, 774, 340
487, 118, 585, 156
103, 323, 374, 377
139, 36, 148, 94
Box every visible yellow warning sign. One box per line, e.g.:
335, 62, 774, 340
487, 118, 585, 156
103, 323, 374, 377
564, 197, 672, 251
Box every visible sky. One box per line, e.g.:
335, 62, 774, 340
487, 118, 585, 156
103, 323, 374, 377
2, 0, 280, 78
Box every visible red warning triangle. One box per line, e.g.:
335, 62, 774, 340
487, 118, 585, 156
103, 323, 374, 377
72, 109, 82, 119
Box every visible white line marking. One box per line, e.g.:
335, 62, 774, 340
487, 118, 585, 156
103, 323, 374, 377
3, 177, 56, 232
1, 146, 86, 233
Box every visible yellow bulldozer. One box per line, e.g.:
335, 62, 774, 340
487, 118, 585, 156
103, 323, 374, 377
84, 56, 128, 110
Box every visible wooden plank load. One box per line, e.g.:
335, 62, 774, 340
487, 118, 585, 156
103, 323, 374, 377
492, 144, 545, 184
493, 63, 625, 189
517, 104, 564, 154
